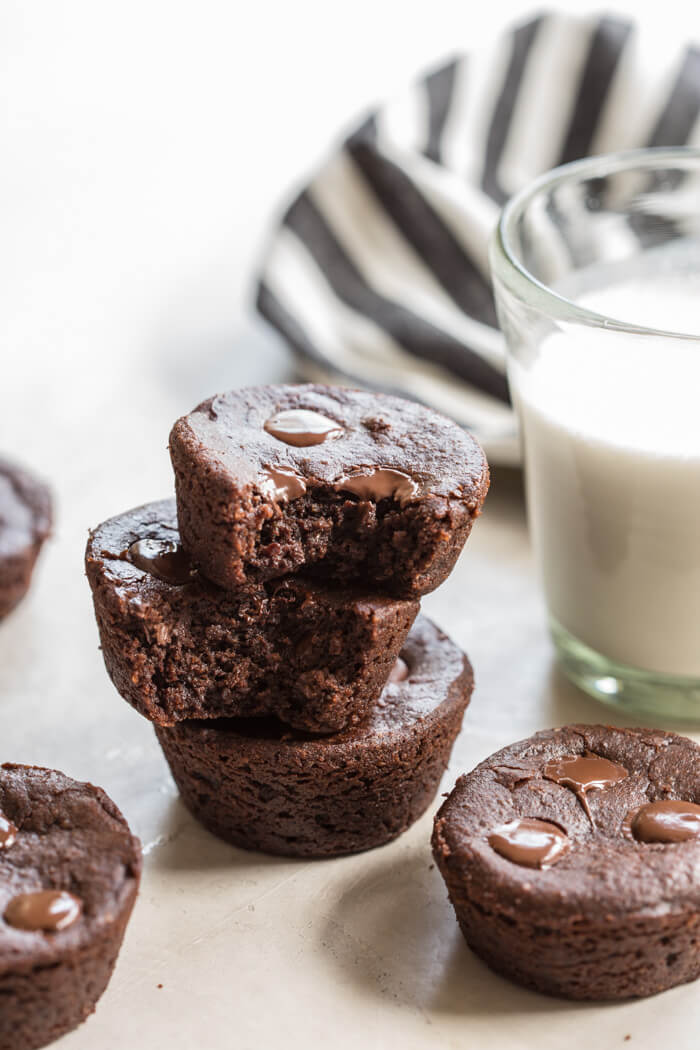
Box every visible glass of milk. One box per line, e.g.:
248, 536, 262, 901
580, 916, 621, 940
490, 148, 700, 721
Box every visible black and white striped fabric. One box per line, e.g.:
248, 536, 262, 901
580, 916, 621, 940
256, 12, 700, 465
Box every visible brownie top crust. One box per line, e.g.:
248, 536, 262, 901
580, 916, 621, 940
433, 724, 700, 920
86, 499, 197, 595
0, 764, 141, 973
169, 384, 489, 509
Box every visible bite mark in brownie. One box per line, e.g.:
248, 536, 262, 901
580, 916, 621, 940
169, 384, 489, 595
85, 499, 419, 733
156, 616, 473, 858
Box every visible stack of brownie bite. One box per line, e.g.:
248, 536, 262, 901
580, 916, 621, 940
86, 384, 489, 857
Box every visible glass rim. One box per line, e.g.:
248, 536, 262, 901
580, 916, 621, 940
490, 146, 700, 342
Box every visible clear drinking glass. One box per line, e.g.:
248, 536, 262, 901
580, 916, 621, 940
490, 148, 700, 722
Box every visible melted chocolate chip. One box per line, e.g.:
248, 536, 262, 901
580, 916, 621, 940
0, 812, 17, 849
128, 538, 194, 586
264, 409, 343, 447
259, 466, 307, 501
336, 468, 419, 505
489, 818, 569, 869
4, 890, 82, 932
631, 800, 700, 843
544, 752, 628, 822
388, 657, 409, 683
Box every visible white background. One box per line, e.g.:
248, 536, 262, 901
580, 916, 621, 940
2, 4, 700, 1049
4, 0, 699, 452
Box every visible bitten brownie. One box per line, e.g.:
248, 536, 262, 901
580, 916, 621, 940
432, 724, 700, 1001
0, 764, 141, 1050
0, 457, 51, 620
85, 499, 418, 733
156, 617, 473, 858
169, 384, 489, 596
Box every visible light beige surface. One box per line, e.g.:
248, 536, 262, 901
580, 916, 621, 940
3, 3, 700, 1046
3, 342, 700, 1050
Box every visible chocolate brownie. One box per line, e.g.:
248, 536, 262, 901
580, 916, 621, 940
85, 499, 418, 733
169, 384, 489, 595
0, 458, 51, 620
432, 724, 700, 1001
155, 617, 473, 858
0, 764, 141, 1050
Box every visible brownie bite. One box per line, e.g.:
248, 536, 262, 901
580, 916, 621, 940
0, 764, 141, 1050
156, 617, 473, 858
432, 724, 700, 1001
0, 457, 51, 621
169, 384, 489, 596
85, 499, 418, 733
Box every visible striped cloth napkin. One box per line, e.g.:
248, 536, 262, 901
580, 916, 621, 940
256, 12, 700, 465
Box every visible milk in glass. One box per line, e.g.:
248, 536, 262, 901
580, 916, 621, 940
511, 247, 700, 676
